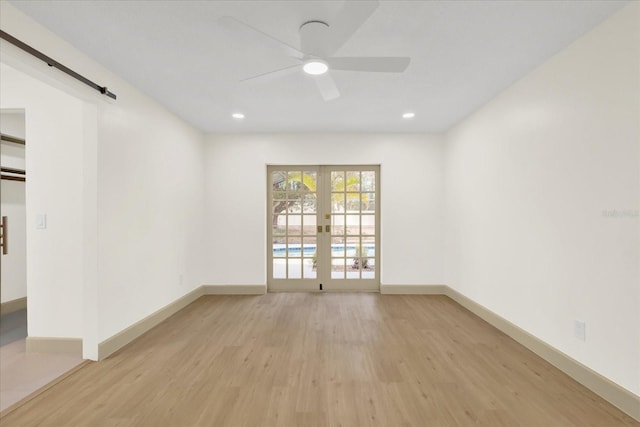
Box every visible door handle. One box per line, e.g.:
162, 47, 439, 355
317, 225, 323, 233
325, 225, 330, 233
1, 216, 7, 255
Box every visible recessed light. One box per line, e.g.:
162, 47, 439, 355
303, 60, 328, 75
232, 113, 245, 119
402, 112, 415, 119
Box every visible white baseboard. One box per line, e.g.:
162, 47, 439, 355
380, 284, 448, 294
202, 284, 267, 295
445, 287, 640, 422
97, 286, 204, 360
0, 296, 27, 315
26, 337, 82, 357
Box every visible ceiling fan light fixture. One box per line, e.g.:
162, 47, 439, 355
303, 60, 329, 75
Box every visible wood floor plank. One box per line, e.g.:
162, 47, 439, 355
1, 294, 637, 426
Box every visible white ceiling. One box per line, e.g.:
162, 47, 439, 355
9, 0, 627, 133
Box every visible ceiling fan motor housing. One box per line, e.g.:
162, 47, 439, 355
299, 20, 330, 57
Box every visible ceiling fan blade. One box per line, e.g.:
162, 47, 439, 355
327, 57, 410, 73
218, 16, 304, 58
313, 72, 340, 101
326, 0, 380, 56
240, 64, 301, 83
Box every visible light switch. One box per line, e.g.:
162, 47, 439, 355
36, 213, 47, 229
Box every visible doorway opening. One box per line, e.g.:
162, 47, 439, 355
1, 109, 27, 346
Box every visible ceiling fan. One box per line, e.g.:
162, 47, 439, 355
218, 0, 411, 101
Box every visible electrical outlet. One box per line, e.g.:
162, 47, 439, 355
574, 320, 586, 341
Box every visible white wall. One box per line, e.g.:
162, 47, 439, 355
1, 2, 207, 358
204, 134, 444, 286
0, 111, 25, 138
96, 90, 207, 342
444, 2, 639, 395
1, 111, 27, 303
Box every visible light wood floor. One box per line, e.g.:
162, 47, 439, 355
1, 293, 637, 426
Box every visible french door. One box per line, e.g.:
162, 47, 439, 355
267, 165, 380, 291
